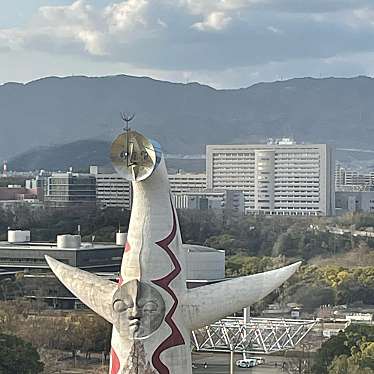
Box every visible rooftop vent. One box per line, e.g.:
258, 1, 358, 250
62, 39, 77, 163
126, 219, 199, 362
8, 230, 31, 243
57, 234, 81, 249
116, 232, 127, 246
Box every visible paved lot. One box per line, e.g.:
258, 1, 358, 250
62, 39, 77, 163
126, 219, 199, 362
192, 352, 292, 374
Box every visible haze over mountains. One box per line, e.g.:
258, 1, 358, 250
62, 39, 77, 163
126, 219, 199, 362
2, 74, 374, 170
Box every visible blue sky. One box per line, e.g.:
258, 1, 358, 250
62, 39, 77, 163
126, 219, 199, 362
1, 0, 374, 88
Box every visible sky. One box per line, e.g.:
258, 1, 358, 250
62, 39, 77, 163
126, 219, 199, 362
2, 0, 374, 88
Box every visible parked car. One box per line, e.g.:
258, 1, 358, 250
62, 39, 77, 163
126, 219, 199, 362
236, 358, 257, 368
252, 357, 265, 365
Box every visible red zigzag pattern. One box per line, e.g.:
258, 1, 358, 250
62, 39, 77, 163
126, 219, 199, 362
151, 201, 185, 374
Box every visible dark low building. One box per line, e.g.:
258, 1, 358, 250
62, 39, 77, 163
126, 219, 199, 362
0, 231, 225, 309
0, 232, 122, 273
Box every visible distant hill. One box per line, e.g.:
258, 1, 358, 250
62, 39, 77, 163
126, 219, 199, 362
3, 74, 374, 164
8, 140, 110, 171
8, 139, 206, 172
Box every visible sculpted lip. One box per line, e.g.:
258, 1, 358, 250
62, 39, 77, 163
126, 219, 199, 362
129, 319, 141, 332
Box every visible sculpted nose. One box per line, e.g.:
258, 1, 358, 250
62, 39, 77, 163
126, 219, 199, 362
129, 306, 141, 319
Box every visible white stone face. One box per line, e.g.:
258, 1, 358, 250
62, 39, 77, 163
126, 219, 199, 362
46, 131, 301, 374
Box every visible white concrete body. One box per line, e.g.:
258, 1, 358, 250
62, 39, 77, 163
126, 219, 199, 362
46, 131, 301, 374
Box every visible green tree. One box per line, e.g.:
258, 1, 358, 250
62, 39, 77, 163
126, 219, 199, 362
328, 355, 371, 374
313, 331, 351, 374
313, 325, 374, 374
0, 333, 43, 374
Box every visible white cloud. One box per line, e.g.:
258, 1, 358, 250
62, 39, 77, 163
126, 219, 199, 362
0, 0, 155, 56
182, 0, 262, 15
353, 7, 374, 24
104, 0, 149, 33
2, 0, 374, 87
1, 0, 108, 55
192, 11, 232, 31
267, 25, 283, 34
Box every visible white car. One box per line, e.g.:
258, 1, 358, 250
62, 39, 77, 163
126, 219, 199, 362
236, 359, 257, 368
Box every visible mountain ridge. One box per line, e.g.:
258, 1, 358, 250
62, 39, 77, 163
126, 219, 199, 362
1, 74, 374, 162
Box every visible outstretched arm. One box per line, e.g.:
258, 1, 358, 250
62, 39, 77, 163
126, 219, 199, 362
184, 261, 301, 330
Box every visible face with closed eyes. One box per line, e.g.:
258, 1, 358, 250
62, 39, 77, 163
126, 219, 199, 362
112, 280, 165, 339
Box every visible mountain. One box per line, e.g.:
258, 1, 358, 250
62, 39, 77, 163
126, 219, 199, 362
2, 74, 374, 164
8, 140, 111, 171
8, 139, 206, 172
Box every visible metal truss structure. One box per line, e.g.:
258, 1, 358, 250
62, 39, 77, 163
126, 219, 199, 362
192, 317, 317, 354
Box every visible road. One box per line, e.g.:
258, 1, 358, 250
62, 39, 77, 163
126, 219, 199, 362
192, 353, 293, 374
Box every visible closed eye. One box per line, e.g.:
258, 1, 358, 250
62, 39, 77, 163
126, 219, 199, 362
113, 300, 130, 313
142, 301, 158, 312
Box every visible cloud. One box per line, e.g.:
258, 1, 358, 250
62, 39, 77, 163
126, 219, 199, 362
182, 0, 263, 14
2, 0, 374, 87
104, 0, 149, 33
192, 11, 232, 31
267, 25, 283, 34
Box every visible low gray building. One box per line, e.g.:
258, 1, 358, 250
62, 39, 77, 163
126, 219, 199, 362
335, 191, 374, 214
0, 234, 123, 273
0, 231, 225, 308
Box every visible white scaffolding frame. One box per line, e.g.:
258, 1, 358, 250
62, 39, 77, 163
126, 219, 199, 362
192, 317, 317, 354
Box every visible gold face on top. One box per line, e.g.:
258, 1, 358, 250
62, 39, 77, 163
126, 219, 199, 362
111, 130, 160, 181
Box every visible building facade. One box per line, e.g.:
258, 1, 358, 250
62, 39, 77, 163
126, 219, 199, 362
168, 172, 207, 193
44, 172, 96, 207
89, 170, 131, 210
95, 173, 131, 209
207, 140, 335, 216
335, 165, 374, 191
0, 233, 123, 273
89, 168, 207, 210
173, 189, 244, 215
336, 191, 374, 214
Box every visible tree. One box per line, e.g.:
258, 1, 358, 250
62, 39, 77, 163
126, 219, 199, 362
328, 355, 371, 374
313, 325, 374, 374
293, 286, 336, 311
0, 333, 43, 374
312, 331, 351, 374
328, 342, 374, 374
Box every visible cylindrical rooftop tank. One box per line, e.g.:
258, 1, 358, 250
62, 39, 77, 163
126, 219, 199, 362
116, 232, 127, 246
57, 234, 81, 249
8, 230, 31, 243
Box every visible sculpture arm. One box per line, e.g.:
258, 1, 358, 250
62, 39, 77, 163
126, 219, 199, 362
184, 261, 301, 330
45, 255, 117, 323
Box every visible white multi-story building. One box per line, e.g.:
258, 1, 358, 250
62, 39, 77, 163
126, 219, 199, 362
206, 139, 335, 216
168, 172, 207, 193
90, 167, 131, 209
95, 174, 131, 209
90, 169, 206, 210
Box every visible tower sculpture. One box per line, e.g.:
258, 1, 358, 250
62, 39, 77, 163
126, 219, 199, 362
46, 129, 301, 374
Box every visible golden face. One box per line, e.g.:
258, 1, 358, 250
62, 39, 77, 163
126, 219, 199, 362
111, 131, 160, 181
112, 280, 166, 339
